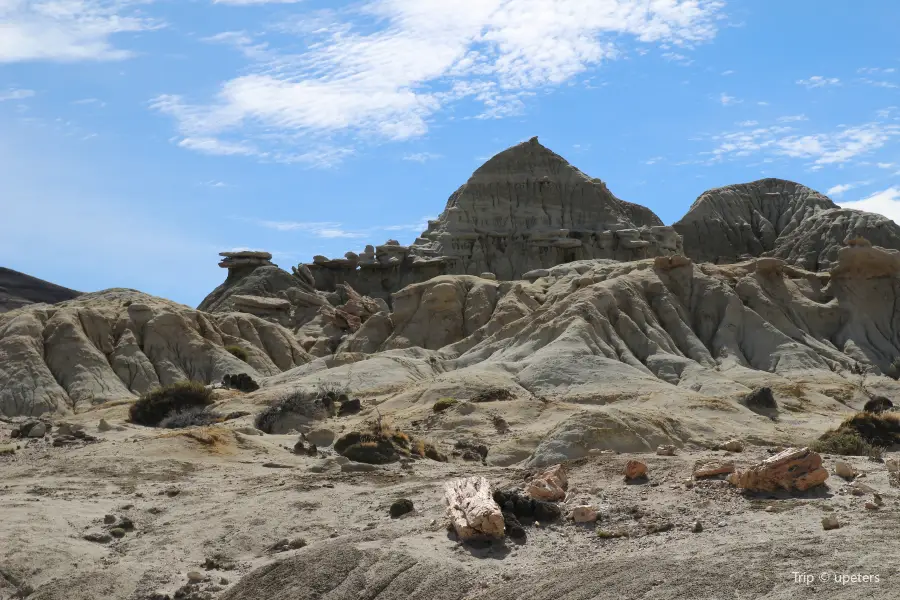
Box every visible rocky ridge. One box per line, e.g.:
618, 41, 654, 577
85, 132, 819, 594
0, 267, 81, 314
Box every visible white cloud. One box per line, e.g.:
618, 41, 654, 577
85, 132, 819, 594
644, 156, 663, 165
861, 79, 899, 89
839, 187, 900, 224
777, 114, 807, 123
256, 220, 365, 238
214, 0, 302, 4
73, 97, 107, 107
757, 101, 769, 106
721, 69, 734, 75
403, 152, 442, 163
877, 162, 895, 169
0, 0, 161, 63
796, 75, 840, 88
153, 0, 727, 161
858, 67, 896, 75
826, 183, 854, 197
178, 136, 261, 157
736, 120, 758, 127
662, 51, 692, 65
704, 121, 900, 166
0, 88, 35, 101
719, 92, 741, 105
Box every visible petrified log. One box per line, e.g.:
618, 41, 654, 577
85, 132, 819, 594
525, 463, 568, 501
728, 447, 828, 492
445, 477, 505, 540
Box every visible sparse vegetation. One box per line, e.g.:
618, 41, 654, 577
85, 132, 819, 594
597, 529, 629, 539
811, 411, 900, 458
333, 420, 447, 464
254, 390, 326, 434
129, 381, 214, 427
224, 345, 249, 363
887, 358, 900, 380
158, 406, 222, 429
471, 388, 515, 403
811, 430, 882, 459
433, 397, 458, 413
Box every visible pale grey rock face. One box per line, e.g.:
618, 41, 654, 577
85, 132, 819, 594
303, 137, 682, 299
673, 178, 900, 270
0, 289, 311, 417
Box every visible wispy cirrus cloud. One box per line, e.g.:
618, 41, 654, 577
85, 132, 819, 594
403, 152, 442, 163
153, 0, 727, 165
796, 75, 841, 88
0, 88, 35, 101
0, 0, 162, 63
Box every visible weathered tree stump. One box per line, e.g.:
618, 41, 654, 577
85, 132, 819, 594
444, 476, 505, 540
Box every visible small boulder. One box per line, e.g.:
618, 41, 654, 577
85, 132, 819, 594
742, 387, 777, 414
389, 498, 414, 518
691, 521, 703, 533
571, 505, 598, 523
0, 444, 15, 456
306, 444, 318, 457
103, 514, 116, 524
338, 398, 362, 416
624, 460, 648, 480
656, 445, 676, 456
822, 516, 841, 531
693, 459, 736, 479
26, 422, 47, 438
723, 439, 743, 452
222, 373, 260, 393
109, 528, 126, 538
834, 460, 857, 480
307, 428, 336, 447
84, 532, 112, 543
187, 571, 205, 583
341, 461, 380, 473
98, 419, 112, 432
525, 464, 568, 501
863, 396, 893, 413
865, 501, 879, 510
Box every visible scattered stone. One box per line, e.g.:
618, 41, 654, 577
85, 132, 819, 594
502, 511, 526, 541
691, 521, 703, 533
693, 459, 736, 479
262, 462, 293, 469
865, 501, 879, 510
645, 521, 674, 534
292, 438, 305, 455
389, 498, 414, 518
723, 439, 743, 452
222, 373, 259, 393
874, 493, 884, 506
187, 571, 205, 583
109, 528, 126, 538
624, 460, 648, 480
306, 428, 336, 447
83, 532, 112, 543
741, 387, 777, 414
863, 396, 893, 413
268, 538, 307, 553
98, 419, 112, 432
0, 444, 15, 456
306, 444, 318, 457
526, 463, 568, 501
571, 505, 598, 523
338, 398, 362, 416
103, 514, 116, 524
656, 445, 676, 456
834, 460, 857, 480
26, 422, 47, 438
115, 517, 135, 531
849, 481, 875, 496
493, 489, 561, 523
822, 516, 841, 531
728, 447, 828, 492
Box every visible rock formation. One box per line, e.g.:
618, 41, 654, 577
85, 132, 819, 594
303, 137, 683, 300
0, 267, 81, 313
673, 178, 900, 270
0, 289, 309, 416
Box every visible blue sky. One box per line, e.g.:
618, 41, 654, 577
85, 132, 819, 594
1, 0, 899, 307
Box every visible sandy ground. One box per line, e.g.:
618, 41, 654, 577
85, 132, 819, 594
1, 398, 899, 600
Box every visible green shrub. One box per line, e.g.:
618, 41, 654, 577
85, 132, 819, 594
811, 430, 881, 459
433, 398, 458, 413
129, 382, 214, 427
225, 345, 249, 362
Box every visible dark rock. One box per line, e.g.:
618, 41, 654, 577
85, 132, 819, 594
268, 537, 307, 553
83, 532, 112, 543
222, 373, 260, 393
334, 432, 398, 464
470, 389, 514, 403
109, 527, 126, 538
454, 440, 488, 462
502, 511, 526, 541
338, 398, 362, 416
103, 514, 116, 524
306, 444, 318, 457
292, 438, 306, 455
492, 490, 561, 523
389, 498, 414, 518
864, 396, 893, 413
742, 387, 777, 414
